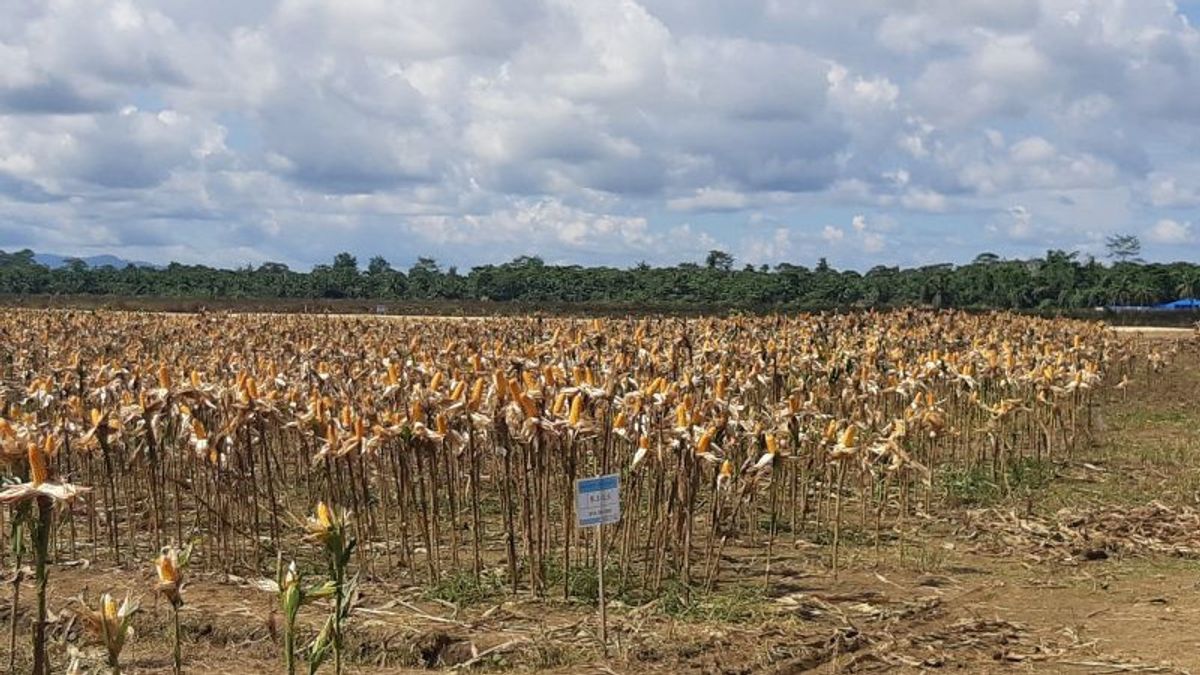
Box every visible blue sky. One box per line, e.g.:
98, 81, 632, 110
2, 0, 1200, 271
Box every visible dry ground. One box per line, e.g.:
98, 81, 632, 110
4, 331, 1200, 674
1111, 326, 1196, 339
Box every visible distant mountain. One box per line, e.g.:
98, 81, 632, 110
33, 253, 158, 269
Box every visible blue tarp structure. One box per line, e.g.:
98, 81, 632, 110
1156, 298, 1200, 309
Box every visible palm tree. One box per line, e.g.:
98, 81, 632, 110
1131, 282, 1157, 306
1176, 272, 1200, 299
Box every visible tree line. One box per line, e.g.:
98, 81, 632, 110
1, 235, 1198, 311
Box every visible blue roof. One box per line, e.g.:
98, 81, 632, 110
1156, 298, 1200, 309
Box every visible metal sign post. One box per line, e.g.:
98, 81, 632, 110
575, 473, 620, 653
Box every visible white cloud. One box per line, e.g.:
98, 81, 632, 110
667, 187, 748, 212
1148, 218, 1193, 244
827, 63, 899, 112
900, 188, 948, 212
1009, 136, 1056, 164
1006, 205, 1034, 240
822, 225, 845, 243
862, 231, 886, 253
884, 169, 910, 188
954, 136, 1120, 196
1144, 173, 1200, 208
847, 213, 888, 253
409, 198, 654, 251
898, 133, 929, 158
740, 227, 793, 265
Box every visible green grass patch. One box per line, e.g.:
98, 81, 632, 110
941, 465, 1001, 506
538, 558, 768, 623
542, 558, 623, 603
424, 570, 504, 606
657, 580, 769, 622
941, 457, 1056, 507
1006, 456, 1057, 495
806, 525, 875, 547
1114, 408, 1192, 427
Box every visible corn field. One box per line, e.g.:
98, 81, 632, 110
0, 309, 1132, 600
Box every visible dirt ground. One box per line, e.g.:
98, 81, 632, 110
1111, 325, 1196, 339
5, 332, 1200, 674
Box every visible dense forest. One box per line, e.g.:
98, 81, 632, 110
1, 235, 1198, 311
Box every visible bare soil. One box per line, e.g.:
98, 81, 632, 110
1111, 326, 1196, 340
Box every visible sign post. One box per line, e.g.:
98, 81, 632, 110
575, 473, 620, 653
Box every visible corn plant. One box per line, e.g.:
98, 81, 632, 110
154, 543, 193, 675
304, 502, 355, 675
79, 592, 139, 675
0, 437, 89, 675
277, 559, 335, 675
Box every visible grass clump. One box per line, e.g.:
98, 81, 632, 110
658, 581, 767, 623
424, 571, 504, 606
942, 458, 1056, 507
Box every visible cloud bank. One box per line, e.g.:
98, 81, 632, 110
3, 0, 1200, 269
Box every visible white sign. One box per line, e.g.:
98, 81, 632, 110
575, 473, 620, 528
